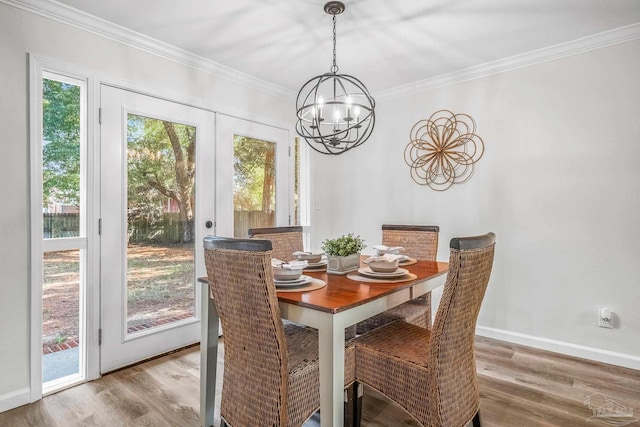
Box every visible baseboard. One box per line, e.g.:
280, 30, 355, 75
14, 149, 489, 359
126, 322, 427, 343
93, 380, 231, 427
0, 388, 30, 413
476, 326, 640, 371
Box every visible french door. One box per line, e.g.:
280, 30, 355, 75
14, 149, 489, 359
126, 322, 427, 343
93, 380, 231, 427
99, 86, 291, 373
215, 114, 290, 238
99, 86, 215, 372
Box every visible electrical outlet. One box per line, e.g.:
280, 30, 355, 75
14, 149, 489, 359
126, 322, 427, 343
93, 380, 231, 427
598, 307, 613, 329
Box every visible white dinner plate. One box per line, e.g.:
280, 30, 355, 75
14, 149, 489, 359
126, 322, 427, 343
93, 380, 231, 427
274, 273, 309, 283
305, 260, 328, 268
275, 275, 313, 287
357, 267, 409, 279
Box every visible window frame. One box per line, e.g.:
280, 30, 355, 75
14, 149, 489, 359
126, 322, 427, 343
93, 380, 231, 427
29, 55, 99, 399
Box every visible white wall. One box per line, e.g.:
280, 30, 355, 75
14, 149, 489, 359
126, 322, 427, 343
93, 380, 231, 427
311, 39, 640, 364
0, 2, 293, 409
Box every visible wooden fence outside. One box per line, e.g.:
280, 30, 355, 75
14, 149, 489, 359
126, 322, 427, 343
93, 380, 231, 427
128, 212, 184, 242
43, 211, 275, 242
43, 213, 80, 238
234, 210, 275, 237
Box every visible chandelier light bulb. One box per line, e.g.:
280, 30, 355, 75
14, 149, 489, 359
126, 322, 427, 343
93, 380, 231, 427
345, 96, 352, 122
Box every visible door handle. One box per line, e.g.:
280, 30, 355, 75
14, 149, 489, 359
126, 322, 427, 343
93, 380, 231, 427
205, 220, 213, 229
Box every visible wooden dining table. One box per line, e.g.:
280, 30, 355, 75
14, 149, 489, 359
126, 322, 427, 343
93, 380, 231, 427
198, 258, 448, 427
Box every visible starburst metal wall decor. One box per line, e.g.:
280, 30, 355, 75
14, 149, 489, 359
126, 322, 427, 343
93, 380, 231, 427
404, 110, 485, 191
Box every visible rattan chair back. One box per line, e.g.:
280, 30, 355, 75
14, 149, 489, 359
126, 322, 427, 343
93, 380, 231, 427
427, 232, 495, 426
354, 225, 439, 334
353, 232, 495, 427
249, 226, 303, 262
381, 225, 439, 261
204, 236, 291, 425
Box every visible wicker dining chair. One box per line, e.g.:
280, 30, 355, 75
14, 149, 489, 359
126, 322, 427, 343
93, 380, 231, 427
203, 236, 357, 427
356, 225, 439, 335
248, 225, 358, 340
248, 226, 304, 262
352, 232, 496, 427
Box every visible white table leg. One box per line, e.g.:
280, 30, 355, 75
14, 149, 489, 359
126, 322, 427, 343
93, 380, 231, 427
317, 312, 345, 427
200, 283, 219, 427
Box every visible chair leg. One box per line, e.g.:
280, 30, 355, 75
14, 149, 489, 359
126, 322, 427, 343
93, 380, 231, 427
472, 410, 482, 427
344, 382, 362, 427
344, 384, 354, 427
354, 382, 362, 427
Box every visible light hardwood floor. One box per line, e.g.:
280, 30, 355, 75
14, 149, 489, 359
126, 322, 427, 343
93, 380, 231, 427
2, 336, 639, 426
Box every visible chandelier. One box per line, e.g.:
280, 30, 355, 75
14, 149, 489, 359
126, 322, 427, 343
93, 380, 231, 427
295, 1, 376, 155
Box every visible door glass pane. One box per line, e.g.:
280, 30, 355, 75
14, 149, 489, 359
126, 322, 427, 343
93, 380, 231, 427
42, 250, 80, 382
233, 135, 276, 237
126, 114, 196, 333
41, 74, 85, 390
293, 137, 300, 225
42, 78, 81, 238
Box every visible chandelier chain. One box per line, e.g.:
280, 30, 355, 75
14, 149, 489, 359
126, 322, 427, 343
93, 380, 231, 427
331, 14, 338, 74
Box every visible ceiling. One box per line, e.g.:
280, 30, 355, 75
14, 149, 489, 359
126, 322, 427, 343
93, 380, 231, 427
50, 0, 640, 94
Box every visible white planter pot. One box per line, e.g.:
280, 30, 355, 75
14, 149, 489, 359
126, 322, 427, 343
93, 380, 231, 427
326, 253, 360, 275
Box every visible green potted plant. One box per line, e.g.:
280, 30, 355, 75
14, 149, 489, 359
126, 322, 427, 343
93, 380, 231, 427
321, 233, 366, 275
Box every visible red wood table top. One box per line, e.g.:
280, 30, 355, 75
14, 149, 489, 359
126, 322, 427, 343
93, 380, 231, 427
199, 259, 448, 314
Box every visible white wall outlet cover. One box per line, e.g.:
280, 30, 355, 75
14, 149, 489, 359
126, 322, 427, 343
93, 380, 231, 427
598, 307, 614, 328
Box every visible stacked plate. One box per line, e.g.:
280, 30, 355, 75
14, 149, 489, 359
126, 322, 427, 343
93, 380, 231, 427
294, 251, 325, 263
303, 258, 328, 271
274, 275, 313, 288
357, 267, 409, 279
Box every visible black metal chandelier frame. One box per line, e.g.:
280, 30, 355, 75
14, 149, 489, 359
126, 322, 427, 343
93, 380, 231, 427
295, 1, 376, 155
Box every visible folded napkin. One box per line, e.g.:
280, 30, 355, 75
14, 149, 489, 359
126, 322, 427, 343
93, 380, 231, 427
272, 259, 308, 269
372, 244, 404, 254
292, 251, 324, 256
364, 253, 407, 263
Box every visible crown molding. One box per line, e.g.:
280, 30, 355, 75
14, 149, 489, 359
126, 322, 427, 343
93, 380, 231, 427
2, 0, 296, 101
5, 0, 639, 103
376, 22, 640, 101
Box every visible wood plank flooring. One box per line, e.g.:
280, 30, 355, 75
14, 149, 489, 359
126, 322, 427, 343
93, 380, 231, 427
1, 336, 639, 426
